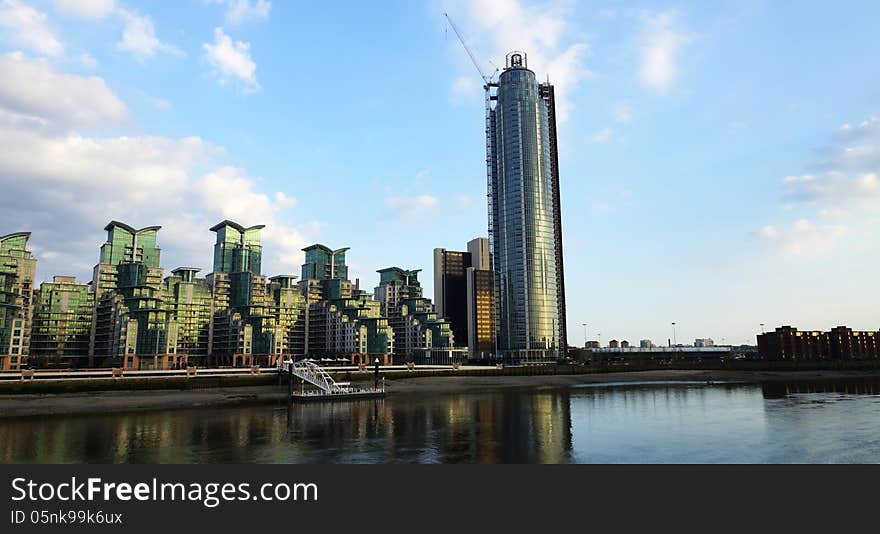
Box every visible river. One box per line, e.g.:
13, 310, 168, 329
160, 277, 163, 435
1, 379, 879, 463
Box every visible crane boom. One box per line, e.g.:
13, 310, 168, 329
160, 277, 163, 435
444, 12, 498, 87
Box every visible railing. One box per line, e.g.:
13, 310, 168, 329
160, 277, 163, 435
289, 360, 343, 394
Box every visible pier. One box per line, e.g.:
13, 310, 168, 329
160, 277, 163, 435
284, 359, 385, 402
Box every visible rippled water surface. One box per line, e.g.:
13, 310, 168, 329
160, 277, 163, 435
2, 380, 879, 463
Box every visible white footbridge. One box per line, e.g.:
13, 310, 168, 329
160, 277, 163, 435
281, 359, 384, 400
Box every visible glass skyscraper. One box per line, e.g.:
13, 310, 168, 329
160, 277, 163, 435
487, 52, 565, 360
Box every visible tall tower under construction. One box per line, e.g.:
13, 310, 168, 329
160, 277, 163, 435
487, 52, 566, 360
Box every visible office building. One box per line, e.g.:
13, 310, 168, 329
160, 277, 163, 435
0, 233, 36, 370
433, 248, 470, 345
466, 266, 494, 360
486, 52, 565, 360
694, 338, 715, 348
640, 339, 654, 349
30, 276, 92, 367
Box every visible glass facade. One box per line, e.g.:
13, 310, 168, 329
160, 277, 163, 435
301, 245, 349, 281
0, 233, 36, 370
211, 221, 264, 275
488, 53, 562, 360
375, 267, 454, 358
31, 276, 93, 366
164, 268, 212, 359
433, 249, 471, 347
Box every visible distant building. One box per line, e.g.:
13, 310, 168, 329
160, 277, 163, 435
585, 341, 600, 349
620, 340, 630, 348
694, 338, 715, 348
608, 339, 620, 348
466, 237, 494, 360
466, 266, 494, 360
434, 238, 496, 360
757, 326, 880, 361
433, 248, 470, 346
639, 339, 654, 349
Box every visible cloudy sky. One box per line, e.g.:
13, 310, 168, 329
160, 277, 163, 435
0, 0, 878, 346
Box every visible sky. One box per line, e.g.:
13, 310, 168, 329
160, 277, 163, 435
0, 0, 878, 347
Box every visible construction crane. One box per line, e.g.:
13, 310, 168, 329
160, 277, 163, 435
444, 12, 499, 89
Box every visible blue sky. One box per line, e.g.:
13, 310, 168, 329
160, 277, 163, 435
0, 0, 878, 346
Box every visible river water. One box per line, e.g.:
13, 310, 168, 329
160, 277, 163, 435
2, 379, 879, 463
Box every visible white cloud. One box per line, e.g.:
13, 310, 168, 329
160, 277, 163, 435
636, 10, 690, 94
0, 0, 64, 57
455, 194, 473, 207
0, 53, 316, 281
761, 117, 880, 256
758, 218, 849, 257
589, 127, 614, 144
117, 9, 183, 61
144, 94, 171, 112
612, 102, 634, 124
446, 0, 595, 121
385, 194, 439, 219
0, 52, 127, 130
53, 0, 116, 19
78, 52, 98, 69
216, 0, 271, 26
202, 27, 260, 93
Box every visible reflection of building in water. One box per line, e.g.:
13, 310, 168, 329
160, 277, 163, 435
761, 378, 880, 399
1, 390, 574, 464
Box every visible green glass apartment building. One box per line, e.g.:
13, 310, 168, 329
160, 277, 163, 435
30, 276, 92, 367
374, 267, 455, 361
89, 222, 180, 369
301, 245, 394, 363
0, 233, 36, 371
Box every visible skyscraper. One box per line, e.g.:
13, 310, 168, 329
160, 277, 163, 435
538, 82, 568, 355
487, 52, 565, 360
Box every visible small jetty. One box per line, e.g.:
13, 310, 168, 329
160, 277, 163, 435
282, 359, 385, 402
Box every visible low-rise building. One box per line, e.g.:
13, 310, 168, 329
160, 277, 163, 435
757, 326, 880, 361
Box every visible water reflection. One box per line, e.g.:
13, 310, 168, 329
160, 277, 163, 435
0, 390, 573, 464
761, 377, 880, 398
0, 380, 878, 464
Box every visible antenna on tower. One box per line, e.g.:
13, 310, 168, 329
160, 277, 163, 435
443, 12, 499, 89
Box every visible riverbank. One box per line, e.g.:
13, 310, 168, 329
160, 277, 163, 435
2, 368, 879, 419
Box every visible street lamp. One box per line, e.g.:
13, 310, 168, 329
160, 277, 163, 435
582, 323, 587, 347
671, 322, 677, 347
760, 323, 765, 334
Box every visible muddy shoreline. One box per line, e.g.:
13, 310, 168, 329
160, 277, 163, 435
1, 369, 878, 419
